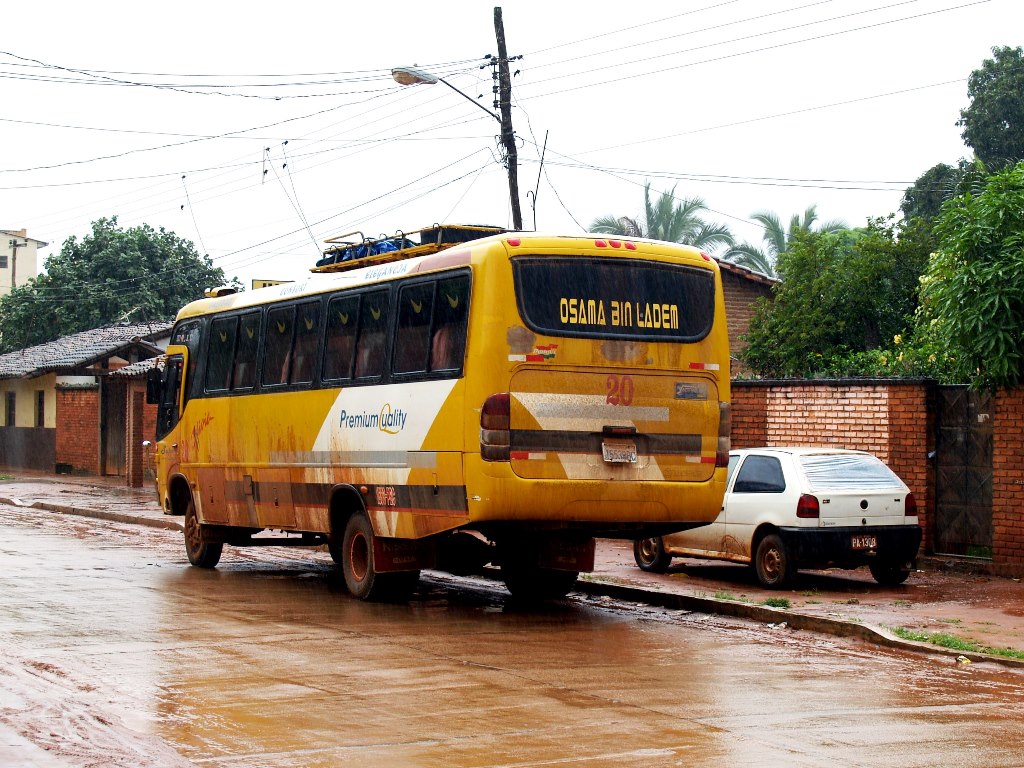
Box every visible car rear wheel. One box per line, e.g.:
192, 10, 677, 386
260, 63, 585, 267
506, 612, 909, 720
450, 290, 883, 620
869, 560, 911, 586
633, 537, 672, 573
754, 533, 795, 589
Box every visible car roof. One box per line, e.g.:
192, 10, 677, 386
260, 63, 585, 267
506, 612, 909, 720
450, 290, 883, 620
730, 447, 871, 457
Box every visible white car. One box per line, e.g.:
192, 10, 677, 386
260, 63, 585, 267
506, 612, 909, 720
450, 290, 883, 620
634, 447, 922, 588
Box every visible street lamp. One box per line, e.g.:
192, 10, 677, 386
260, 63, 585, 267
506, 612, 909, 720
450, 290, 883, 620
392, 65, 522, 231
391, 67, 498, 123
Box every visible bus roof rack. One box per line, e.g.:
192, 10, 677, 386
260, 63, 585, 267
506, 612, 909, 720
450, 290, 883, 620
311, 223, 506, 273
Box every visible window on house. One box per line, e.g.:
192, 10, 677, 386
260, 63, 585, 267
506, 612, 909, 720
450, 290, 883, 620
35, 391, 45, 428
0, 255, 8, 269
5, 392, 15, 428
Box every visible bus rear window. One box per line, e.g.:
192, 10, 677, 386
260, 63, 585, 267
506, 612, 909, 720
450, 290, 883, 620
512, 257, 714, 341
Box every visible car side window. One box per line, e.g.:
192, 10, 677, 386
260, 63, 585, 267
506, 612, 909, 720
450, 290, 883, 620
732, 455, 786, 493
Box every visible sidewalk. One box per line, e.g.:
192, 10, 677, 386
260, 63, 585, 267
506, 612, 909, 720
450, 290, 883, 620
2, 472, 1022, 667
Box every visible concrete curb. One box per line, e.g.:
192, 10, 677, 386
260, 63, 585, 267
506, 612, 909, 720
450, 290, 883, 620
0, 496, 184, 532
575, 577, 1024, 669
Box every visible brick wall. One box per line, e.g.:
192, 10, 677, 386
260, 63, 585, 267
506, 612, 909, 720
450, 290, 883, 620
55, 386, 100, 474
732, 379, 933, 550
887, 383, 935, 551
993, 388, 1024, 576
731, 385, 767, 448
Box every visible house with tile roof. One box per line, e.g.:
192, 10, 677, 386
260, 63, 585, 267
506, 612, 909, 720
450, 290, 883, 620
714, 258, 777, 375
0, 321, 171, 474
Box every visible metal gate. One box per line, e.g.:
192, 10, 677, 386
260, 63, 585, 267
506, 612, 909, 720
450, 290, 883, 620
934, 386, 994, 558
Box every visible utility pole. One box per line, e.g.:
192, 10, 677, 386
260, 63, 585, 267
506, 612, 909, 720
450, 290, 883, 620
8, 238, 25, 290
493, 7, 523, 231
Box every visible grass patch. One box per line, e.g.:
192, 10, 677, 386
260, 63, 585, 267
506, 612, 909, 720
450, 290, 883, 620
762, 597, 791, 609
890, 627, 1024, 660
0, 474, 13, 481
938, 617, 963, 625
714, 590, 737, 601
893, 599, 911, 608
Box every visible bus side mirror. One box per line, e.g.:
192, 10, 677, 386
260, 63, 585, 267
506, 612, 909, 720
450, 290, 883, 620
146, 367, 163, 405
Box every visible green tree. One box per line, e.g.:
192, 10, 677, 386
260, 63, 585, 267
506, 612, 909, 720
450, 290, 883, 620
915, 162, 1024, 388
740, 218, 931, 378
901, 159, 992, 225
590, 182, 734, 252
901, 163, 960, 223
0, 217, 238, 352
724, 205, 847, 278
957, 46, 1024, 170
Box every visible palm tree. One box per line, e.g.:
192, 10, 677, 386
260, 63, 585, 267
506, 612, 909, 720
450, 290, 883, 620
725, 205, 847, 278
591, 183, 734, 253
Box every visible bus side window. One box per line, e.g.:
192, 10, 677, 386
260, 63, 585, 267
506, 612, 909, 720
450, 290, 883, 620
290, 301, 320, 385
233, 312, 260, 390
323, 295, 359, 381
394, 282, 433, 374
263, 306, 295, 387
205, 316, 237, 392
430, 275, 470, 373
354, 290, 388, 379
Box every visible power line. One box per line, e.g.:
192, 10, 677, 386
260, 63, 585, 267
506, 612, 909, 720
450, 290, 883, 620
520, 0, 990, 100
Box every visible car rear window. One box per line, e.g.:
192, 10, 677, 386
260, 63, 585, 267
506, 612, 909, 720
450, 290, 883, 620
800, 454, 904, 492
512, 256, 714, 342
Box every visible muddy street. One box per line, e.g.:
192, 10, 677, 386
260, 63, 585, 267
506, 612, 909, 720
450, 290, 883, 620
3, 504, 1024, 768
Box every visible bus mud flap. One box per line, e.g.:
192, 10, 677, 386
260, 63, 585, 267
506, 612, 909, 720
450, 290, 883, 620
538, 536, 596, 572
373, 536, 437, 572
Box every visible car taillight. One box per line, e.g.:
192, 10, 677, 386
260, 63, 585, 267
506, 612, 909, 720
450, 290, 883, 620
716, 401, 731, 468
480, 393, 511, 462
905, 491, 918, 517
796, 494, 820, 519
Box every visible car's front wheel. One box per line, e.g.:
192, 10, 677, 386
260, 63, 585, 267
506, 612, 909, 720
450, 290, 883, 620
633, 537, 672, 573
754, 533, 796, 589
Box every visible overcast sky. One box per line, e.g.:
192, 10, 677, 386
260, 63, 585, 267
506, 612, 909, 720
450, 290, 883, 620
2, 0, 1020, 287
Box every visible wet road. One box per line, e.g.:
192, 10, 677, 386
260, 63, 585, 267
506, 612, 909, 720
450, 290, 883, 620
3, 505, 1024, 768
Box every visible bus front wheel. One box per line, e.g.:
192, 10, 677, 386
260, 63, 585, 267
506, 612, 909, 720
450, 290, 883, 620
340, 513, 418, 601
184, 497, 222, 568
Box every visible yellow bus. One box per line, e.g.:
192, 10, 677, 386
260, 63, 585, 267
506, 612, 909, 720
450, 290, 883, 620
149, 225, 731, 600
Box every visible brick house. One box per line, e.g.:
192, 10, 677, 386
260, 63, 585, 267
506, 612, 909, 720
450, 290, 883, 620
0, 321, 171, 475
715, 259, 776, 374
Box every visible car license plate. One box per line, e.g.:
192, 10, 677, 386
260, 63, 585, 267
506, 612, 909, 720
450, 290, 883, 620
602, 438, 637, 464
851, 535, 877, 550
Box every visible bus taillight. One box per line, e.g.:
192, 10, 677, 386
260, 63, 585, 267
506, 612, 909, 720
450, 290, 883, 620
717, 401, 731, 468
481, 393, 511, 461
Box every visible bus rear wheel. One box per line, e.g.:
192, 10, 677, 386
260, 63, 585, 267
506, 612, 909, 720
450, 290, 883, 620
184, 497, 222, 568
501, 561, 579, 601
340, 513, 418, 601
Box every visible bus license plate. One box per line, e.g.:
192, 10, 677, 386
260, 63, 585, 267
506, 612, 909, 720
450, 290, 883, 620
851, 535, 877, 550
602, 439, 637, 464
